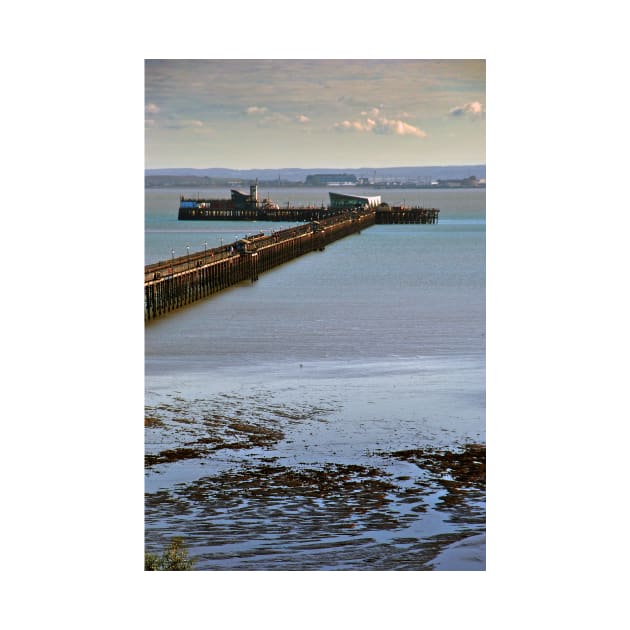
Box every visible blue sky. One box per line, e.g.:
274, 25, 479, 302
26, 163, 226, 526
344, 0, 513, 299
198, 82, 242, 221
145, 59, 485, 169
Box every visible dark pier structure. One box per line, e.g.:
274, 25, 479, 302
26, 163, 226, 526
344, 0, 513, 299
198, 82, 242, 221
145, 189, 439, 321
177, 186, 439, 225
374, 206, 439, 224
145, 209, 375, 321
178, 184, 340, 222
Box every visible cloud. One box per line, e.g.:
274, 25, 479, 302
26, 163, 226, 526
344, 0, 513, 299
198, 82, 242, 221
145, 103, 160, 114
360, 107, 381, 117
334, 112, 427, 137
449, 101, 484, 117
164, 119, 205, 129
379, 119, 427, 137
296, 114, 310, 123
246, 106, 268, 115
335, 120, 370, 132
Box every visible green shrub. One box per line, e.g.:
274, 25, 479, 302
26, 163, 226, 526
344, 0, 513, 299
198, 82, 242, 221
145, 537, 195, 571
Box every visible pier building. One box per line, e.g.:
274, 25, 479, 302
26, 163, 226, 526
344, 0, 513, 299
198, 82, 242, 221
328, 192, 381, 209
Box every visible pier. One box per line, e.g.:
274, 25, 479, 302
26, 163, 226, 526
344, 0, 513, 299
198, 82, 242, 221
178, 204, 344, 222
145, 189, 440, 321
177, 186, 438, 225
375, 206, 439, 224
177, 204, 439, 224
145, 209, 375, 321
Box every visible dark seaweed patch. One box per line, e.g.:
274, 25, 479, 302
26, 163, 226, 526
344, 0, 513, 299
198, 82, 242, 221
389, 443, 485, 487
145, 447, 206, 467
144, 416, 164, 428
387, 443, 485, 511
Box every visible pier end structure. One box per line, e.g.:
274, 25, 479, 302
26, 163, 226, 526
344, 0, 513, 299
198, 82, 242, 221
177, 189, 438, 224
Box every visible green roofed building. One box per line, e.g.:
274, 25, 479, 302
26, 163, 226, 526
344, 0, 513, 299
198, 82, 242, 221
328, 191, 382, 209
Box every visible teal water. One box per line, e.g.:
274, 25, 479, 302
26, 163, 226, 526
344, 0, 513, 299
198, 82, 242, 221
144, 187, 485, 570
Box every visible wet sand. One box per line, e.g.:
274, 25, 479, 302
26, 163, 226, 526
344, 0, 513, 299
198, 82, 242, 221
145, 386, 485, 570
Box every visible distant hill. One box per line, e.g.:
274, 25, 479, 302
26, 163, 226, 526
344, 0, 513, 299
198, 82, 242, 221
145, 165, 485, 183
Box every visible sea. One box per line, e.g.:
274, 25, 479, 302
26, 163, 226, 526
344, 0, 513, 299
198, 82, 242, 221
144, 186, 486, 571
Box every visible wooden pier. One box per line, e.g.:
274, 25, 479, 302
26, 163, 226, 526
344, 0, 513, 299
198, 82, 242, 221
375, 206, 439, 224
177, 188, 438, 225
145, 209, 375, 321
178, 204, 343, 222
146, 185, 441, 322
178, 203, 439, 224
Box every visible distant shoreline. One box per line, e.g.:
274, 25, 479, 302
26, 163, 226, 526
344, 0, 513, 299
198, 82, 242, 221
146, 185, 485, 190
145, 180, 485, 191
145, 165, 485, 190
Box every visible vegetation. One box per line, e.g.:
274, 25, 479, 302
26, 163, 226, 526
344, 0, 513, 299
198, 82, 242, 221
145, 537, 195, 571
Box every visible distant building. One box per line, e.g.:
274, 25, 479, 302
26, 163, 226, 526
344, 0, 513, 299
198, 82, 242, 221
305, 173, 358, 186
434, 175, 484, 188
231, 184, 259, 208
328, 191, 381, 209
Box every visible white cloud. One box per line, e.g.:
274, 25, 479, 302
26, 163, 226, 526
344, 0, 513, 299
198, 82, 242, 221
382, 119, 426, 137
296, 115, 310, 123
449, 101, 484, 117
246, 106, 268, 115
145, 103, 160, 114
335, 120, 368, 132
334, 113, 426, 137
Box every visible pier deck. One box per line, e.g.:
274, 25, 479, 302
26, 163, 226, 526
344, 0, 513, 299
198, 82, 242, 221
145, 210, 375, 321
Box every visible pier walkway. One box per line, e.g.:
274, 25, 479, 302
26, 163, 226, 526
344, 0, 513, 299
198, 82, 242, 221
145, 209, 375, 321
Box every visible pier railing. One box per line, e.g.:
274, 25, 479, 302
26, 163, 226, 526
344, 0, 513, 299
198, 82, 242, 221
178, 204, 344, 222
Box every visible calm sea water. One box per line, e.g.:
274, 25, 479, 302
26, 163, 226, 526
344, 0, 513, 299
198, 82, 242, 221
145, 187, 485, 570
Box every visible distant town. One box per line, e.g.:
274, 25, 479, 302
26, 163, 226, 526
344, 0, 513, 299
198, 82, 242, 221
146, 172, 485, 190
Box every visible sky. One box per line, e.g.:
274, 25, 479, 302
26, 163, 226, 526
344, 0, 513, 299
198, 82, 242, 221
145, 59, 485, 170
